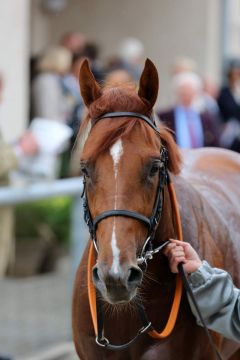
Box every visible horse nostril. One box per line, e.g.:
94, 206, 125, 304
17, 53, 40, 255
92, 266, 100, 284
127, 266, 143, 288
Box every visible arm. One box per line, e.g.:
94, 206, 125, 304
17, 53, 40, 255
164, 239, 240, 342
188, 260, 240, 342
0, 140, 18, 178
0, 132, 39, 179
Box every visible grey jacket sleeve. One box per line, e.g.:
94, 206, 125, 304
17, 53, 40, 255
188, 261, 240, 342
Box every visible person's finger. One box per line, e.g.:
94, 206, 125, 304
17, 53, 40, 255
171, 249, 185, 258
170, 240, 202, 264
173, 245, 184, 252
163, 242, 176, 256
169, 252, 185, 265
169, 256, 186, 273
168, 245, 185, 256
169, 246, 184, 256
169, 255, 186, 264
169, 239, 190, 248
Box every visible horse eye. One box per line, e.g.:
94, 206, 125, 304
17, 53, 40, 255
80, 163, 90, 178
149, 163, 160, 177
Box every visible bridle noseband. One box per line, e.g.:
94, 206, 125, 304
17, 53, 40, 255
82, 111, 169, 268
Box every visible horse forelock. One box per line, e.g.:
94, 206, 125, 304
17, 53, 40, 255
89, 87, 150, 119
78, 86, 151, 159
77, 86, 182, 174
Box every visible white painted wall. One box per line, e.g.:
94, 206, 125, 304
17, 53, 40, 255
205, 0, 221, 83
31, 0, 52, 56
0, 0, 30, 141
226, 0, 240, 58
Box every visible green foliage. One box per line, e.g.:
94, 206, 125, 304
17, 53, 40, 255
15, 197, 72, 246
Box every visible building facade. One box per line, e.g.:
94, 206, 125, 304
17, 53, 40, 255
0, 0, 239, 141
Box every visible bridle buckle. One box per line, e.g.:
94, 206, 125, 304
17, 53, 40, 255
139, 322, 152, 334
96, 336, 109, 347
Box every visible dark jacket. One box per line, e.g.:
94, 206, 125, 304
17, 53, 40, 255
217, 87, 240, 152
158, 108, 219, 147
217, 87, 240, 123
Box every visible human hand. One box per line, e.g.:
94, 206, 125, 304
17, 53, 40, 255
163, 239, 202, 274
18, 132, 39, 156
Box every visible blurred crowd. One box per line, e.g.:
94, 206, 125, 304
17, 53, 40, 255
30, 33, 143, 147
1, 32, 240, 277
2, 32, 240, 185
27, 32, 240, 159
159, 56, 240, 151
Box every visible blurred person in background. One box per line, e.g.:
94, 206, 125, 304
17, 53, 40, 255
32, 46, 72, 123
203, 76, 219, 100
158, 72, 219, 149
201, 76, 220, 116
117, 37, 145, 80
172, 56, 198, 75
172, 56, 220, 119
60, 31, 86, 56
194, 76, 220, 118
70, 68, 135, 176
62, 51, 85, 147
82, 41, 105, 83
105, 55, 125, 74
30, 32, 85, 121
105, 69, 134, 87
217, 59, 240, 152
0, 73, 39, 276
67, 40, 105, 142
63, 41, 104, 143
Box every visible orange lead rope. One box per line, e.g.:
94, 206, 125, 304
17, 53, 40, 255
147, 181, 183, 339
87, 242, 98, 336
87, 180, 183, 340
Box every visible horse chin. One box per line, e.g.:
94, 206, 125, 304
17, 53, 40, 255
101, 288, 137, 305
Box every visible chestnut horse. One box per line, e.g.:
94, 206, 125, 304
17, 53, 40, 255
72, 59, 240, 359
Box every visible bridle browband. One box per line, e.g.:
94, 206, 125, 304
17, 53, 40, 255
82, 111, 169, 268
92, 111, 160, 134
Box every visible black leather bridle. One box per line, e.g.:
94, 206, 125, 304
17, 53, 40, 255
81, 112, 169, 269
81, 111, 172, 350
81, 111, 223, 359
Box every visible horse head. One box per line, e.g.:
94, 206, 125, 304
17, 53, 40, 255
78, 59, 181, 305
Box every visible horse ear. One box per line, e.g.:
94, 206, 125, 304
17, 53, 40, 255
79, 59, 102, 107
138, 58, 159, 108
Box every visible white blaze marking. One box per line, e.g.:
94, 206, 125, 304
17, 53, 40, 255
109, 139, 123, 274
111, 224, 120, 274
110, 139, 123, 181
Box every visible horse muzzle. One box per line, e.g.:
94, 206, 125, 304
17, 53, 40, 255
92, 264, 143, 304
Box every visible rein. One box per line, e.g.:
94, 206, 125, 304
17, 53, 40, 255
82, 111, 223, 358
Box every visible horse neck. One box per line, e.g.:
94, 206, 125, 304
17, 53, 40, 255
142, 184, 177, 302
154, 185, 176, 243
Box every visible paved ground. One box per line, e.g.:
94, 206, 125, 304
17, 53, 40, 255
0, 257, 78, 360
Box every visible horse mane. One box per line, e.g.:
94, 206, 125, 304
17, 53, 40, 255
78, 85, 182, 174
